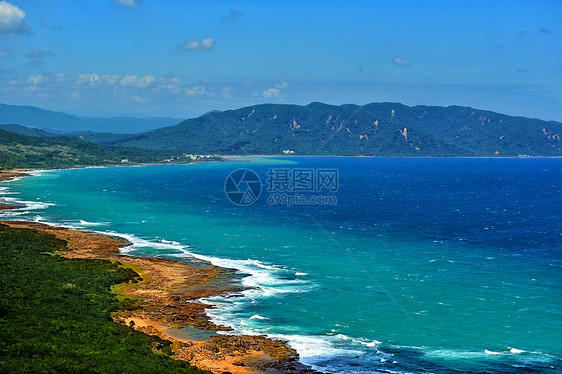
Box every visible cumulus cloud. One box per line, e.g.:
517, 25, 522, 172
0, 1, 30, 36
262, 81, 289, 98
262, 88, 280, 98
2, 71, 249, 112
393, 57, 410, 67
120, 74, 156, 88
25, 49, 56, 59
183, 85, 206, 96
111, 0, 140, 8
178, 37, 215, 51
222, 10, 242, 21
27, 74, 48, 86
0, 48, 11, 57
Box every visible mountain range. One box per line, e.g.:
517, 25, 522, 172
76, 102, 562, 157
1, 102, 561, 157
0, 103, 183, 134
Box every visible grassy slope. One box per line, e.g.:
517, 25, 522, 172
0, 129, 171, 169
0, 223, 209, 374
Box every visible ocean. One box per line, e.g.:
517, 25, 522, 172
1, 157, 561, 373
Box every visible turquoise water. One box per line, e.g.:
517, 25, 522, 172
1, 157, 561, 373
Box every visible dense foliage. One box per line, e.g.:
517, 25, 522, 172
0, 129, 172, 169
0, 224, 208, 373
78, 102, 562, 157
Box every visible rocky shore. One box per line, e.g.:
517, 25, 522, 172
1, 203, 324, 374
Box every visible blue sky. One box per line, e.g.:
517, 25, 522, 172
0, 0, 561, 121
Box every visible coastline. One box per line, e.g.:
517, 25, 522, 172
0, 170, 322, 374
3, 160, 562, 373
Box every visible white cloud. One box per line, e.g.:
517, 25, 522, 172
0, 1, 30, 36
77, 73, 102, 85
393, 57, 410, 67
120, 74, 156, 88
27, 74, 48, 86
111, 0, 140, 8
262, 88, 280, 98
178, 37, 215, 51
262, 82, 289, 98
101, 74, 121, 86
183, 86, 206, 96
0, 48, 11, 57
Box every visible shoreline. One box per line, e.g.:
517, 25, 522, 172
0, 170, 322, 374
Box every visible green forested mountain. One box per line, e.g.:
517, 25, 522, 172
0, 129, 170, 169
77, 102, 562, 157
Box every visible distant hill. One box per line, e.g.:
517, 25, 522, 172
0, 103, 183, 134
0, 129, 172, 169
0, 124, 58, 138
78, 102, 562, 157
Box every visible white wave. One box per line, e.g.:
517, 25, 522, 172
0, 197, 54, 211
92, 231, 187, 254
30, 218, 77, 229
295, 272, 308, 276
249, 314, 268, 320
179, 248, 314, 298
27, 169, 55, 176
270, 333, 363, 363
79, 220, 108, 226
353, 338, 383, 347
0, 211, 27, 217
0, 187, 19, 195
0, 176, 25, 183
421, 346, 546, 362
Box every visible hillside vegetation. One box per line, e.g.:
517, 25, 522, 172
0, 224, 208, 373
79, 102, 562, 157
0, 129, 170, 169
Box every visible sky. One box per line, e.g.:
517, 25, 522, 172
0, 0, 561, 121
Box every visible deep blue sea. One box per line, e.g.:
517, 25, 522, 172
2, 157, 561, 373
